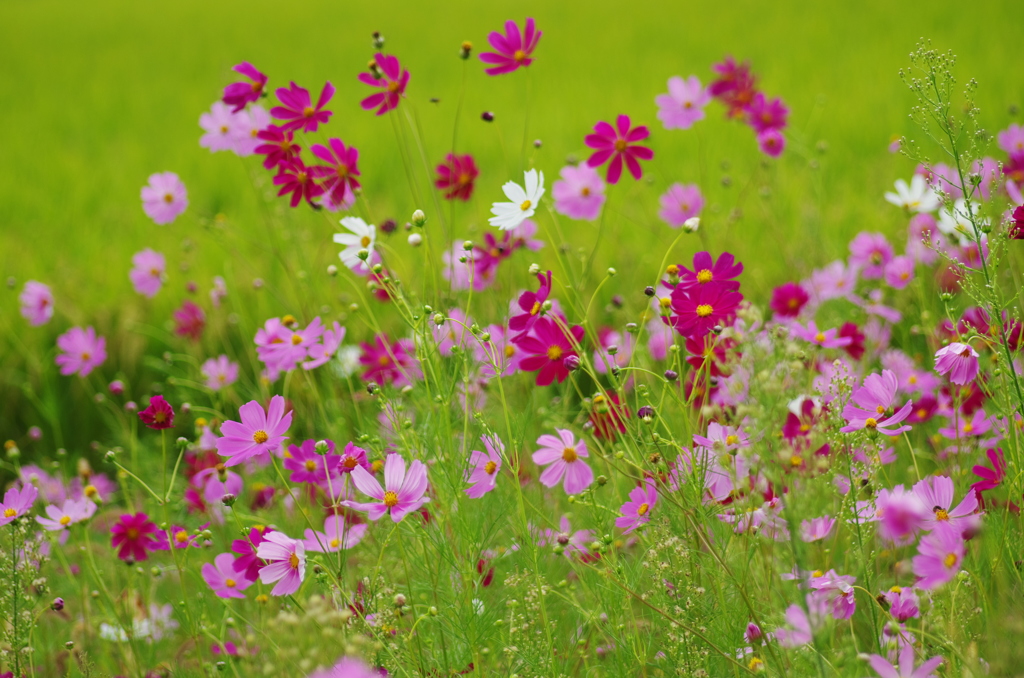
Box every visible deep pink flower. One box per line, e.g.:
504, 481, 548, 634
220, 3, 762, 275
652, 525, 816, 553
201, 355, 239, 390
971, 448, 1006, 497
465, 435, 503, 498
757, 129, 786, 157
337, 442, 370, 475
256, 531, 306, 596
675, 252, 742, 293
666, 283, 743, 340
655, 76, 710, 130
254, 125, 301, 170
55, 326, 107, 377
435, 153, 479, 201
231, 526, 272, 582
139, 395, 175, 430
658, 183, 704, 227
1010, 205, 1024, 240
216, 395, 292, 467
203, 552, 253, 599
271, 81, 334, 133
141, 172, 188, 225
769, 282, 809, 317
129, 249, 165, 297
934, 343, 979, 385
345, 453, 430, 522
274, 158, 325, 208
509, 270, 553, 339
173, 300, 206, 341
222, 62, 267, 113
615, 479, 658, 534
110, 513, 168, 562
359, 335, 421, 387
533, 429, 593, 495
746, 92, 789, 133
359, 54, 409, 115
311, 138, 361, 207
284, 439, 338, 486
849, 232, 894, 279
516, 317, 584, 386
0, 484, 38, 526
868, 643, 943, 678
479, 18, 542, 75
912, 523, 965, 589
708, 56, 757, 117
585, 114, 654, 184
19, 280, 54, 326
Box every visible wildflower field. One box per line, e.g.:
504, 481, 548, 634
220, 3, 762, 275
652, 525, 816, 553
3, 0, 1024, 676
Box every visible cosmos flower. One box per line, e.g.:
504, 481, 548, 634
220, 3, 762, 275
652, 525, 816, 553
911, 523, 965, 590
933, 343, 979, 386
516, 317, 584, 386
465, 435, 503, 498
334, 217, 376, 271
435, 153, 479, 201
0, 484, 38, 526
55, 326, 107, 377
129, 249, 166, 297
745, 92, 788, 133
509, 270, 553, 338
793, 321, 853, 349
849, 232, 894, 279
283, 439, 339, 486
551, 163, 605, 220
359, 335, 421, 387
840, 370, 914, 436
655, 76, 710, 130
35, 497, 96, 531
345, 453, 430, 522
359, 54, 409, 115
203, 552, 254, 599
230, 104, 271, 156
255, 531, 306, 596
912, 475, 979, 533
19, 281, 54, 326
254, 125, 301, 170
216, 395, 292, 467
884, 176, 940, 213
584, 114, 653, 184
222, 61, 268, 112
271, 81, 334, 133
615, 479, 658, 534
303, 515, 368, 553
311, 138, 361, 207
666, 282, 742, 340
757, 129, 785, 157
303, 321, 346, 370
937, 199, 985, 246
139, 395, 175, 430
799, 515, 836, 542
489, 169, 545, 231
658, 183, 704, 228
201, 355, 240, 390
769, 282, 809, 317
479, 18, 542, 75
708, 56, 757, 117
141, 172, 188, 225
884, 256, 915, 289
199, 101, 241, 152
274, 159, 324, 208
867, 643, 942, 678
173, 300, 206, 341
110, 513, 168, 562
532, 429, 593, 495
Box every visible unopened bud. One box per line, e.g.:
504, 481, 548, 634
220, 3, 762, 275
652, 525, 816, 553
664, 369, 679, 382
327, 264, 338, 276
481, 111, 494, 122
314, 440, 330, 455
683, 217, 700, 233
459, 41, 472, 59
408, 233, 423, 247
563, 355, 581, 372
51, 597, 65, 612
372, 31, 385, 49
411, 209, 427, 227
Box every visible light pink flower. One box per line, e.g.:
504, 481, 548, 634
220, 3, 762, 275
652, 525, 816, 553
868, 643, 943, 678
303, 321, 346, 370
912, 523, 964, 590
129, 249, 166, 297
998, 123, 1024, 156
199, 101, 241, 152
840, 370, 914, 436
532, 429, 593, 495
912, 475, 979, 532
192, 466, 243, 504
933, 343, 979, 385
693, 422, 748, 452
141, 172, 188, 225
551, 164, 606, 220
0, 484, 38, 526
303, 515, 368, 553
799, 515, 836, 542
35, 497, 95, 531
849, 232, 893, 279
255, 531, 306, 596
230, 104, 271, 156
884, 255, 915, 289
793, 321, 852, 349
216, 395, 292, 467
201, 355, 239, 390
614, 479, 658, 534
19, 281, 54, 326
345, 454, 430, 522
55, 326, 107, 377
465, 435, 503, 498
658, 183, 704, 228
472, 324, 523, 378
203, 552, 254, 599
656, 76, 710, 130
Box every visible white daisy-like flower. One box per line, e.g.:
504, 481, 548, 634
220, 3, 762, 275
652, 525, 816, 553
937, 198, 986, 246
488, 169, 545, 231
884, 175, 940, 213
333, 217, 376, 270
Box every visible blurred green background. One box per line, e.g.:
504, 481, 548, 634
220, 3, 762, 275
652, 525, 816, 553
0, 0, 1020, 444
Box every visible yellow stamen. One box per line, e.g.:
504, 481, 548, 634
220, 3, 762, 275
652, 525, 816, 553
484, 461, 498, 475
546, 345, 563, 361
562, 447, 578, 463
360, 235, 372, 247
695, 304, 713, 317
637, 503, 650, 516
225, 578, 236, 588
289, 553, 300, 569
520, 199, 532, 211
934, 508, 949, 521
696, 269, 713, 284
304, 460, 317, 472
384, 491, 399, 507
943, 553, 957, 568
864, 418, 878, 429
252, 430, 269, 444
59, 515, 72, 526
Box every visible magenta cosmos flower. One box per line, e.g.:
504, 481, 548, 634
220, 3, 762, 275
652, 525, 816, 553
509, 270, 552, 339
55, 326, 107, 377
139, 395, 175, 430
141, 172, 188, 225
516, 317, 585, 386
216, 395, 292, 467
666, 283, 742, 340
615, 478, 658, 534
274, 158, 325, 208
757, 129, 785, 157
585, 115, 654, 184
311, 138, 361, 207
435, 153, 479, 201
173, 300, 206, 341
129, 249, 165, 297
201, 355, 239, 390
255, 531, 306, 596
359, 54, 409, 116
933, 343, 979, 386
868, 644, 943, 678
203, 552, 254, 599
552, 163, 606, 220
255, 125, 301, 170
465, 435, 503, 498
746, 92, 789, 134
912, 523, 965, 589
0, 484, 38, 526
222, 62, 268, 113
19, 280, 54, 326
284, 439, 339, 486
769, 282, 809, 317
479, 18, 542, 75
271, 81, 334, 133
658, 183, 704, 227
359, 335, 421, 388
345, 453, 430, 522
675, 252, 742, 293
532, 429, 593, 495
110, 513, 168, 562
656, 76, 710, 130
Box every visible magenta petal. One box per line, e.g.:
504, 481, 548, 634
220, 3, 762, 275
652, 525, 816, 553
606, 155, 624, 184
615, 114, 631, 137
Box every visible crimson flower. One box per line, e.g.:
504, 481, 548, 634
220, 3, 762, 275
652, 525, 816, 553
359, 54, 409, 116
254, 126, 301, 170
311, 139, 361, 207
509, 270, 552, 339
271, 81, 334, 133
1010, 205, 1024, 240
971, 448, 1006, 498
173, 300, 206, 341
667, 283, 742, 340
585, 115, 653, 184
479, 18, 542, 76
709, 56, 757, 117
110, 513, 168, 562
274, 159, 324, 208
516, 317, 584, 386
675, 251, 743, 292
222, 62, 268, 113
435, 153, 479, 201
139, 395, 175, 430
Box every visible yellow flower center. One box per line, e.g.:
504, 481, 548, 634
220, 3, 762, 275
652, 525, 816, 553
811, 570, 823, 578
304, 460, 317, 472
520, 199, 532, 211
59, 515, 72, 526
336, 164, 349, 178
530, 301, 541, 316
546, 345, 563, 361
329, 538, 340, 548
790, 455, 803, 467
84, 485, 97, 498
614, 139, 628, 152
725, 435, 739, 445
890, 585, 902, 593
695, 304, 713, 317
291, 334, 303, 345
963, 423, 973, 434
371, 460, 384, 473
814, 332, 826, 343
289, 553, 300, 569
637, 503, 650, 516
943, 553, 957, 568
799, 423, 810, 432
934, 508, 949, 521
175, 531, 189, 544
225, 578, 236, 588
252, 430, 269, 444
81, 352, 91, 361
484, 460, 498, 475
504, 345, 516, 358
659, 296, 672, 309
302, 106, 315, 118
163, 193, 174, 203
361, 235, 372, 247
513, 49, 527, 62
387, 81, 401, 93
581, 186, 591, 197
696, 269, 713, 284
343, 457, 358, 469
864, 418, 878, 429
876, 405, 886, 414
562, 447, 578, 462
384, 491, 399, 507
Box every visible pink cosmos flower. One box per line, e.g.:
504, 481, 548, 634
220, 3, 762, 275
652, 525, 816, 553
256, 317, 324, 377
173, 300, 206, 341
912, 523, 965, 589
230, 527, 272, 582
585, 115, 654, 184
222, 62, 268, 113
255, 125, 301, 170
256, 531, 306, 596
533, 429, 593, 495
303, 515, 368, 553
937, 408, 993, 440
552, 164, 606, 220
141, 172, 188, 225
509, 270, 553, 339
800, 515, 836, 542
465, 435, 503, 498
882, 587, 920, 622
271, 81, 334, 133
139, 395, 175, 430
656, 76, 710, 130
201, 355, 239, 390
192, 465, 243, 504
129, 249, 165, 297
55, 326, 107, 377
284, 439, 339, 486
593, 329, 633, 375
35, 497, 95, 531
338, 442, 370, 475
775, 595, 827, 648
473, 324, 523, 378
998, 123, 1024, 156
858, 485, 929, 546
203, 552, 253, 599
757, 129, 785, 157
807, 260, 858, 303
840, 370, 914, 436
435, 153, 479, 201
868, 643, 943, 678
849, 232, 894, 279
359, 54, 409, 115
110, 513, 168, 562
310, 657, 380, 678
933, 343, 979, 385
912, 475, 979, 533
19, 281, 54, 326
230, 104, 271, 156
310, 138, 361, 207
0, 484, 38, 526
359, 335, 421, 387
667, 282, 743, 340
658, 183, 704, 227
693, 422, 749, 452
769, 282, 809, 317
746, 93, 789, 133
345, 453, 430, 522
615, 479, 658, 534
274, 158, 325, 208
809, 570, 857, 620
199, 101, 241, 152
516, 317, 584, 386
906, 213, 944, 265
479, 18, 542, 75
884, 256, 915, 289
303, 321, 346, 370
216, 395, 292, 467
793, 321, 853, 349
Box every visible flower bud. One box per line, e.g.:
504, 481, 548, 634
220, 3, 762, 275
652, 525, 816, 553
644, 285, 655, 297
411, 209, 427, 227
327, 264, 338, 276
221, 494, 236, 507
563, 355, 581, 372
372, 31, 385, 49
664, 369, 679, 382
433, 313, 445, 326
625, 323, 638, 334
528, 263, 540, 275
460, 41, 473, 59
637, 406, 655, 421
408, 233, 423, 247
380, 218, 397, 233
109, 380, 125, 396
51, 597, 65, 612
481, 111, 494, 122
683, 217, 700, 233
394, 593, 407, 607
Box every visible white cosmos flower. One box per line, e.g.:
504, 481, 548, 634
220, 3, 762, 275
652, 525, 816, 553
884, 175, 939, 213
937, 198, 986, 246
333, 217, 376, 270
488, 169, 545, 231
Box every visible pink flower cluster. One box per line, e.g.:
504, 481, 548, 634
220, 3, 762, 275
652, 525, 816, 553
707, 56, 789, 156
